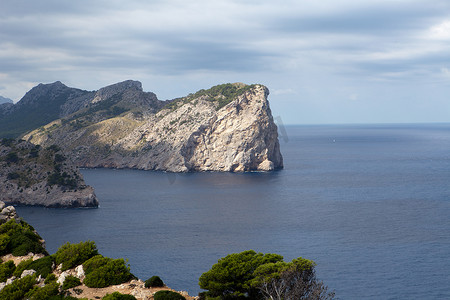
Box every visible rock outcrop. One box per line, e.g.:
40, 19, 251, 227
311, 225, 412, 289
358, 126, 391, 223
25, 81, 283, 172
0, 139, 98, 208
0, 201, 18, 224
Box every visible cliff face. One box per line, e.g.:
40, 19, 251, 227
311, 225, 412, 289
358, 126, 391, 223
24, 81, 283, 172
0, 139, 98, 208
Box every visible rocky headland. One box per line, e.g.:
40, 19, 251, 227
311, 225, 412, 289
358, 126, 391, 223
0, 139, 98, 208
20, 81, 283, 172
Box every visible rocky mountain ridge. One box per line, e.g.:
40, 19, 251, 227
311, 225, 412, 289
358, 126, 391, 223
24, 81, 283, 172
0, 82, 95, 138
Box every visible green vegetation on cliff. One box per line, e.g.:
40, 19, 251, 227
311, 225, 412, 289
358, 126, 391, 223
0, 139, 83, 191
0, 219, 135, 299
166, 83, 258, 111
0, 220, 47, 257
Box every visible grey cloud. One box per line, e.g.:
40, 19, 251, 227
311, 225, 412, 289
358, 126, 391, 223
268, 2, 447, 36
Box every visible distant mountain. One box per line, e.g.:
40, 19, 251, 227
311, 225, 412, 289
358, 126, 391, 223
0, 96, 13, 104
2, 80, 283, 172
0, 81, 95, 138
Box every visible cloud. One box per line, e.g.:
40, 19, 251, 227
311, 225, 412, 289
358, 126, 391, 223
271, 88, 297, 96
1, 0, 450, 122
429, 20, 450, 40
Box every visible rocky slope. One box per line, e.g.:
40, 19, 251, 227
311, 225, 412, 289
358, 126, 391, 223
25, 81, 283, 172
0, 139, 98, 207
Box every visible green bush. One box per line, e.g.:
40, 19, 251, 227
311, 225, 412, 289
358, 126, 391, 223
0, 260, 16, 282
13, 258, 33, 277
83, 255, 134, 288
199, 250, 334, 300
62, 275, 81, 290
27, 255, 55, 278
0, 220, 47, 256
102, 292, 137, 300
154, 290, 186, 300
0, 233, 10, 253
13, 256, 53, 278
54, 241, 98, 271
80, 254, 108, 274
47, 171, 78, 188
25, 281, 60, 300
0, 274, 36, 300
199, 250, 284, 299
44, 273, 57, 284
145, 275, 164, 288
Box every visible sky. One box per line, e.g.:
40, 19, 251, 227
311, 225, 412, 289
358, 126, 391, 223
1, 0, 450, 124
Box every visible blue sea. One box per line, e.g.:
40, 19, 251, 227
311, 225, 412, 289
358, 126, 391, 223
15, 124, 450, 299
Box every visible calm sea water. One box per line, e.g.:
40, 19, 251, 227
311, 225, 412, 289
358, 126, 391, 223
16, 124, 450, 299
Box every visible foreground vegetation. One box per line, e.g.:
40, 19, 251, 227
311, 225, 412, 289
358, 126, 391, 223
199, 250, 334, 300
0, 216, 333, 300
0, 219, 188, 300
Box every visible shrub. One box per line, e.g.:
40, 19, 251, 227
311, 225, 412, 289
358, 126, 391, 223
27, 255, 55, 278
102, 292, 137, 300
81, 255, 109, 274
83, 255, 133, 288
47, 171, 78, 188
13, 258, 33, 277
0, 260, 16, 282
46, 145, 61, 152
9, 230, 45, 256
62, 275, 81, 290
54, 153, 66, 163
199, 250, 334, 300
7, 172, 20, 180
154, 290, 186, 300
5, 152, 19, 163
199, 250, 284, 299
44, 273, 57, 284
54, 241, 98, 271
0, 220, 47, 256
26, 281, 60, 300
0, 233, 10, 253
145, 275, 164, 288
13, 256, 53, 278
0, 274, 36, 300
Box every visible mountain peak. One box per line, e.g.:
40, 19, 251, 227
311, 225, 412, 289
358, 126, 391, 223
92, 80, 142, 103
36, 81, 67, 89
